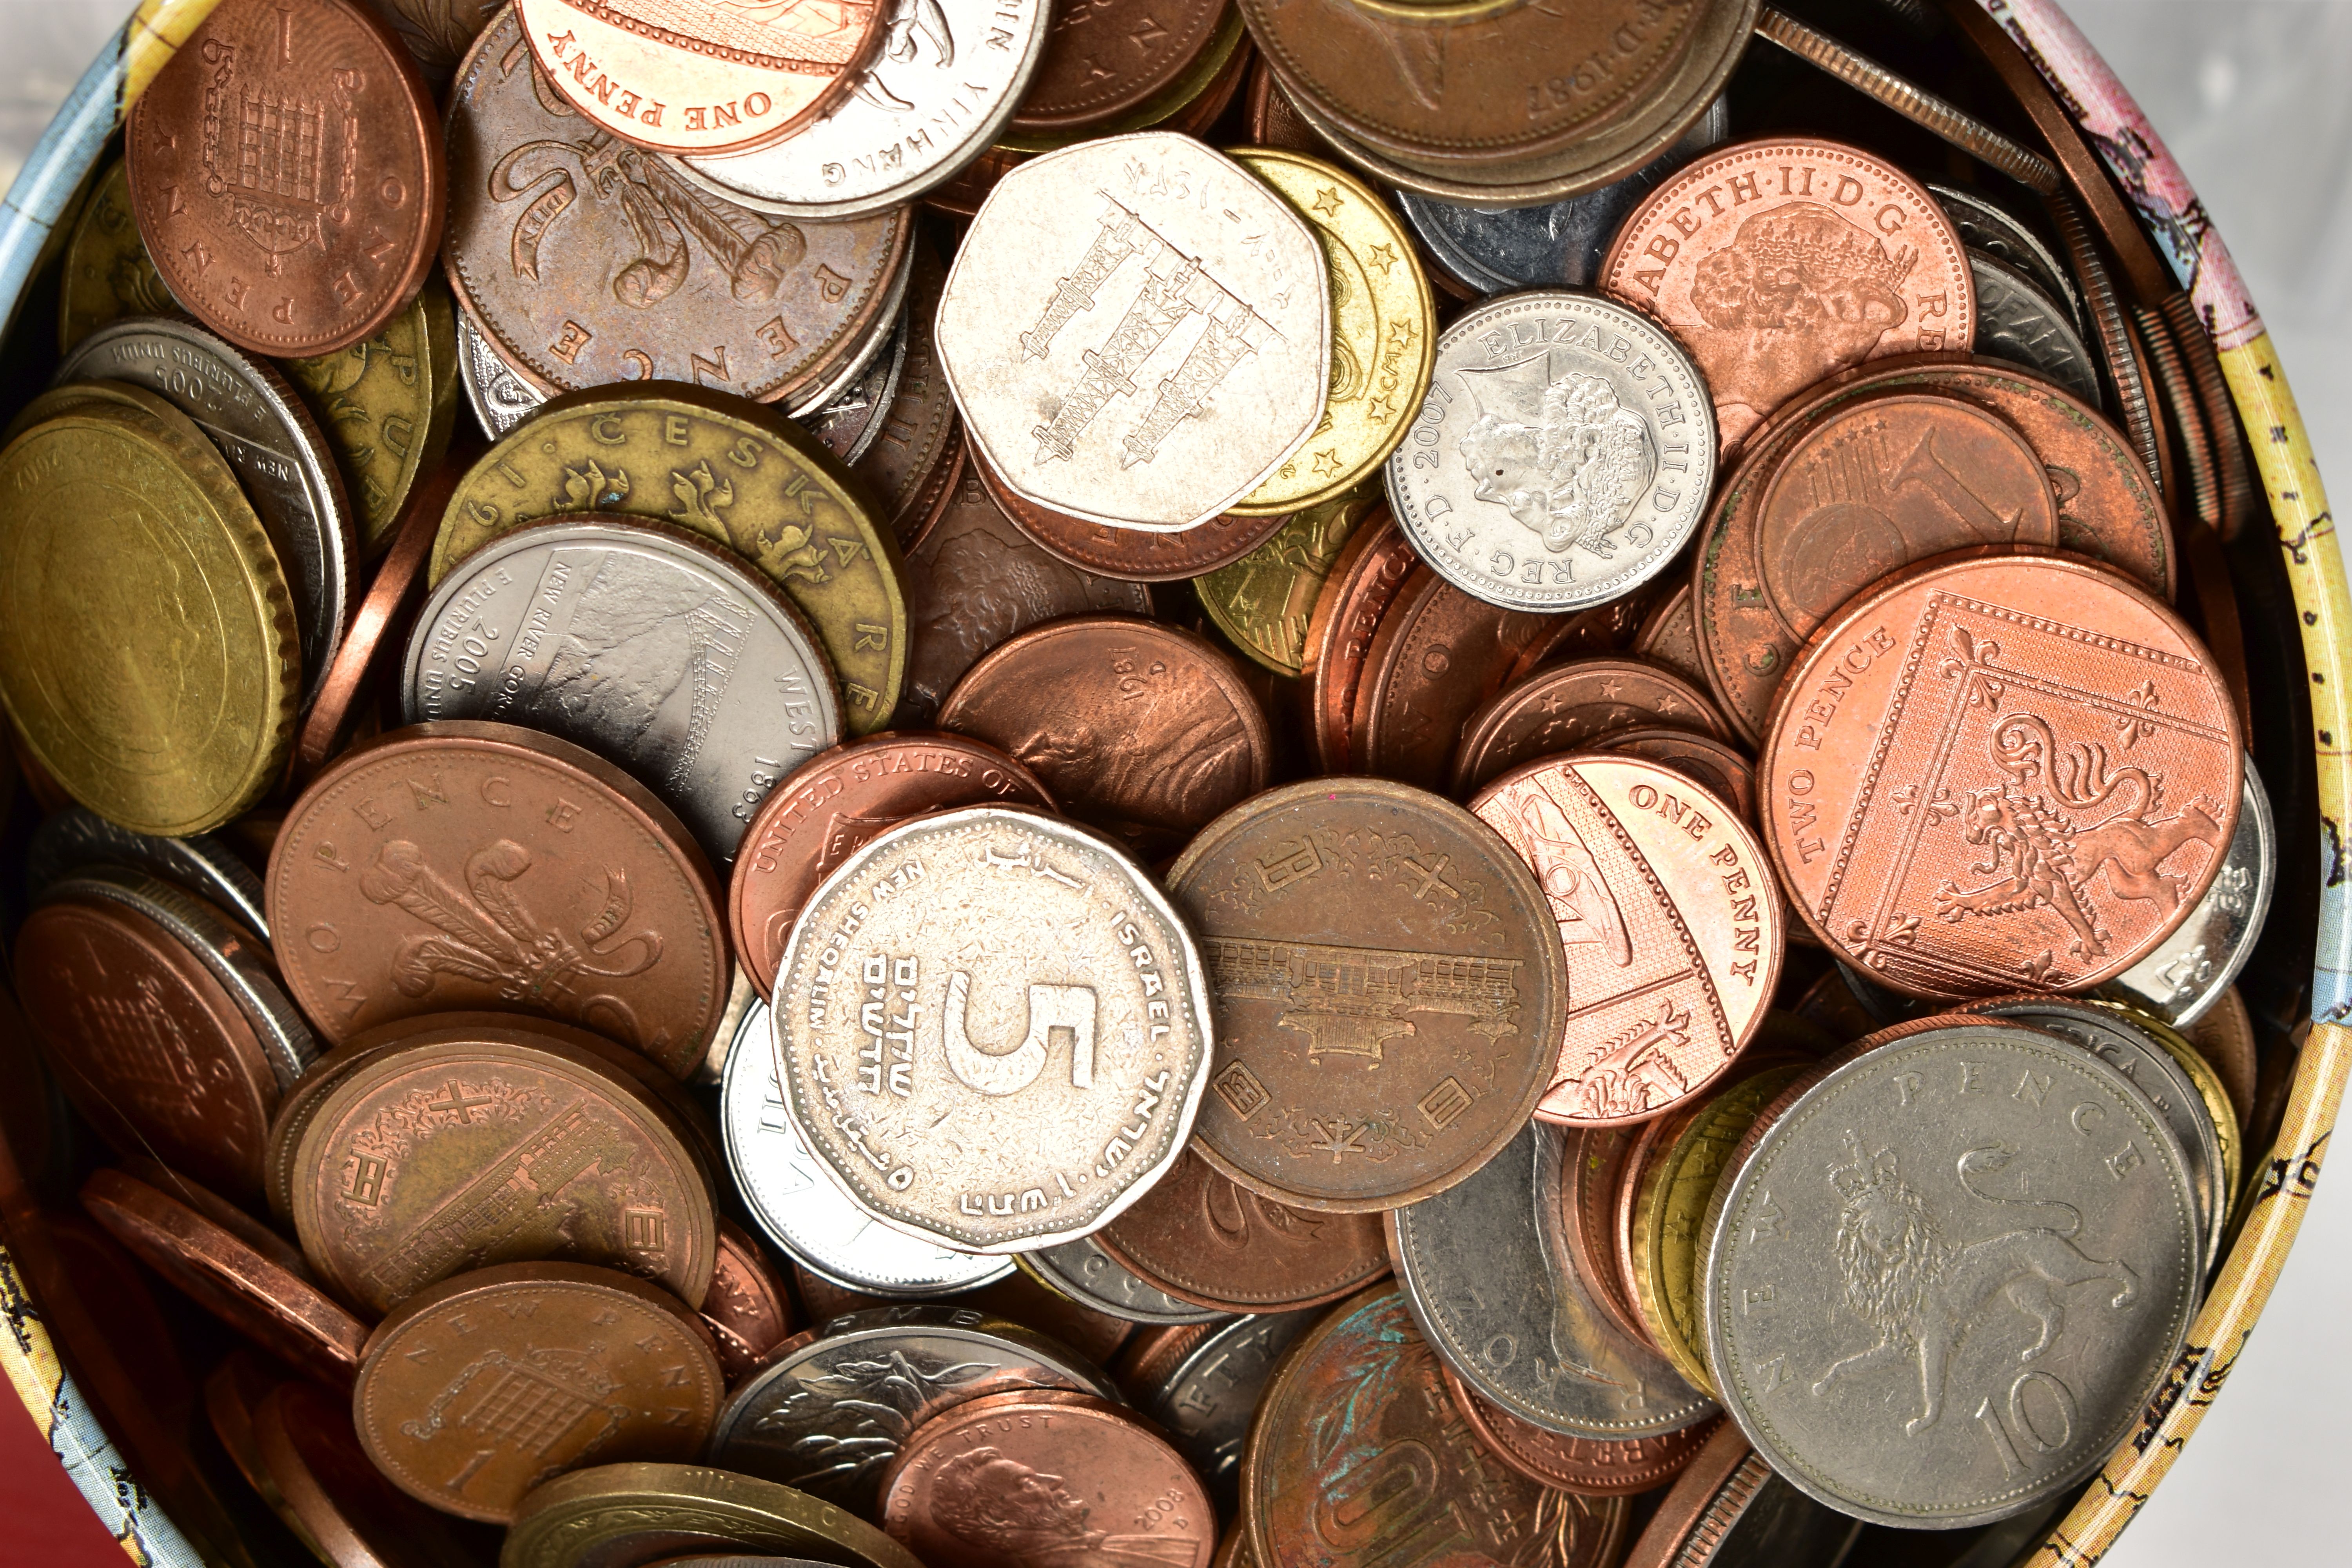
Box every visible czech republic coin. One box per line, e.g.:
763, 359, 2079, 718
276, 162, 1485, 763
1385, 292, 1715, 613
772, 806, 1213, 1252
935, 132, 1330, 532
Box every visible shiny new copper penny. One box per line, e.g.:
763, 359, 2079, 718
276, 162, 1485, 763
1300, 508, 1417, 774
1604, 728, 1759, 824
266, 720, 730, 1077
704, 1220, 793, 1385
82, 1166, 367, 1391
252, 1378, 500, 1568
939, 617, 1272, 856
126, 0, 443, 358
878, 1388, 1216, 1568
1008, 0, 1230, 136
291, 1025, 718, 1314
1760, 554, 2242, 996
1633, 583, 1709, 690
897, 461, 1154, 728
727, 732, 1056, 996
1450, 658, 1733, 798
1473, 754, 1782, 1125
1354, 567, 1559, 792
1094, 1148, 1388, 1314
354, 1261, 724, 1523
1559, 1127, 1654, 1350
15, 893, 279, 1202
975, 447, 1292, 583
1438, 1361, 1695, 1502
1601, 141, 1974, 451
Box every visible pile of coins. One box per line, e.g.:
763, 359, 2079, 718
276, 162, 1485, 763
0, 0, 2285, 1563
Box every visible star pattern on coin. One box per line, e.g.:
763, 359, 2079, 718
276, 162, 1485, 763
1367, 243, 1399, 276
1311, 448, 1341, 478
1311, 187, 1343, 220
1367, 392, 1397, 419
1600, 679, 1624, 701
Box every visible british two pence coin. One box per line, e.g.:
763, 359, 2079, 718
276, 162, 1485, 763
1700, 1019, 2200, 1528
772, 805, 1213, 1252
1093, 1147, 1388, 1314
1165, 777, 1563, 1212
1758, 554, 2242, 998
935, 132, 1330, 532
1601, 141, 1975, 452
1385, 292, 1715, 613
1471, 754, 1782, 1125
970, 445, 1291, 581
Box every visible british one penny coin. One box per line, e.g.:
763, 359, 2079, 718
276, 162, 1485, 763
1009, 0, 1230, 136
1601, 140, 1975, 451
1760, 554, 2242, 997
126, 0, 443, 358
728, 731, 1056, 996
1439, 1362, 1699, 1503
1093, 1148, 1389, 1314
267, 720, 730, 1076
1632, 582, 1709, 690
896, 460, 1154, 728
974, 448, 1293, 583
292, 1025, 718, 1313
1354, 567, 1559, 792
1472, 754, 1782, 1125
878, 1388, 1217, 1568
250, 1378, 500, 1568
1299, 508, 1417, 773
1450, 657, 1733, 797
82, 1166, 368, 1391
938, 617, 1272, 856
1166, 777, 1564, 1212
353, 1261, 725, 1523
15, 894, 279, 1201
703, 1219, 793, 1384
1559, 1125, 1656, 1349
1603, 728, 1758, 824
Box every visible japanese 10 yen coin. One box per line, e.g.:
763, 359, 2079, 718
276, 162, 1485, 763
772, 806, 1213, 1252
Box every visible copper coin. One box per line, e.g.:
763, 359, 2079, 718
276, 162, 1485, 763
1093, 1148, 1388, 1314
728, 731, 1055, 996
939, 617, 1272, 856
126, 0, 443, 358
1617, 1418, 1860, 1568
1602, 728, 1758, 823
446, 11, 907, 407
878, 1388, 1216, 1568
1110, 1322, 1214, 1399
353, 1260, 725, 1523
267, 720, 730, 1076
252, 1378, 501, 1568
704, 1219, 794, 1384
1632, 583, 1709, 690
854, 238, 960, 548
2185, 985, 2258, 1134
1472, 754, 1782, 1125
1558, 1126, 1655, 1350
1353, 567, 1559, 792
1601, 140, 1974, 451
1503, 581, 1671, 689
896, 461, 1154, 728
975, 447, 1292, 583
1298, 507, 1418, 774
1243, 56, 1331, 157
1759, 553, 2242, 996
1437, 1361, 1697, 1502
1009, 0, 1230, 136
267, 1034, 399, 1223
15, 893, 279, 1202
1245, 1284, 1622, 1568
1450, 657, 1733, 797
1166, 777, 1565, 1212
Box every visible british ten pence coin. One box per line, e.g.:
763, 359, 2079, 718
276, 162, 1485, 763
1758, 555, 2241, 997
1093, 1147, 1388, 1314
772, 806, 1214, 1252
1471, 755, 1782, 1125
126, 0, 443, 358
1165, 778, 1564, 1212
266, 721, 730, 1075
353, 1261, 725, 1523
1385, 292, 1715, 613
1602, 141, 1974, 451
936, 132, 1329, 532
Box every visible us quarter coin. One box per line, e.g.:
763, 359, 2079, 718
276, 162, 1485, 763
456, 305, 544, 437
721, 998, 1011, 1299
1969, 253, 2101, 408
1385, 292, 1715, 612
2106, 755, 2274, 1029
27, 807, 270, 936
1701, 1019, 2199, 1528
1020, 1233, 1227, 1326
935, 131, 1330, 532
774, 805, 1213, 1252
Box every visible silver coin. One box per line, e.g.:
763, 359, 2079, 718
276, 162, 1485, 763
402, 516, 842, 867
675, 0, 1051, 220
787, 242, 913, 419
1021, 1233, 1227, 1326
722, 997, 1011, 1299
1390, 1120, 1715, 1439
1135, 1310, 1315, 1514
1385, 290, 1716, 612
2106, 755, 2273, 1028
705, 1304, 1118, 1515
42, 868, 316, 1087
456, 306, 544, 438
801, 301, 909, 469
1930, 183, 2086, 338
1969, 252, 2102, 408
1394, 97, 1730, 296
1702, 1020, 2199, 1528
27, 807, 269, 936
58, 318, 355, 710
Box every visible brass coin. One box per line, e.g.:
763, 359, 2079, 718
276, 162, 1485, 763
430, 386, 909, 733
503, 1462, 922, 1568
284, 281, 462, 555
57, 155, 174, 352
1197, 487, 1380, 677
0, 405, 299, 835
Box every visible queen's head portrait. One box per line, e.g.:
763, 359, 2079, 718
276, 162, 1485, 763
1455, 351, 1657, 558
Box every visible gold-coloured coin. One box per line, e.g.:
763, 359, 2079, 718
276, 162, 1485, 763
2099, 999, 2243, 1223
430, 387, 909, 732
1196, 486, 1381, 675
504, 1463, 924, 1568
57, 156, 175, 352
1227, 150, 1436, 515
0, 407, 298, 835
284, 281, 460, 554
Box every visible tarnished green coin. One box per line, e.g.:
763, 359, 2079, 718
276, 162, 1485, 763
1196, 488, 1379, 677
284, 282, 461, 554
430, 386, 908, 731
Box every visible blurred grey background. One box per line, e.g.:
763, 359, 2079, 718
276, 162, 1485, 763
0, 1, 2341, 1563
